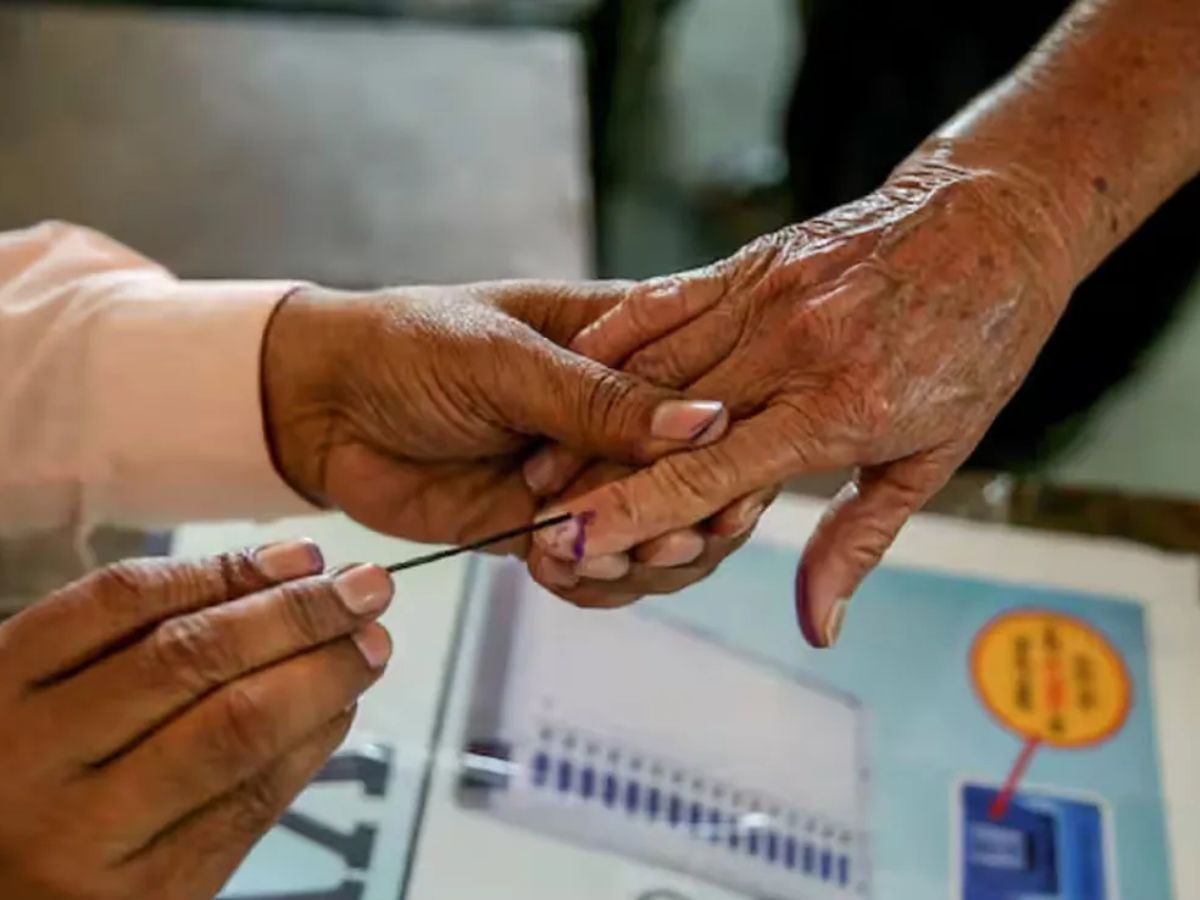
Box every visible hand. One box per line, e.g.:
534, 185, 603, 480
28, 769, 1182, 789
516, 279, 781, 607
527, 159, 1077, 643
526, 456, 779, 608
262, 281, 728, 554
0, 541, 394, 899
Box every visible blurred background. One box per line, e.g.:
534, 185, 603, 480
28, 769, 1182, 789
2, 0, 1198, 496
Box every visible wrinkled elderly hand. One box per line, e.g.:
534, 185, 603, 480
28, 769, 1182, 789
0, 541, 392, 899
262, 281, 729, 555
528, 159, 1077, 643
518, 282, 781, 608
525, 455, 779, 608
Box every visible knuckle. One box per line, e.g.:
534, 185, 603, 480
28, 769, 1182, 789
603, 478, 642, 534
782, 304, 820, 345
626, 345, 683, 387
849, 516, 900, 562
207, 548, 264, 599
230, 769, 285, 837
854, 382, 895, 436
277, 580, 341, 646
660, 453, 727, 507
87, 557, 160, 605
211, 683, 276, 768
881, 468, 928, 505
774, 398, 824, 461
70, 558, 175, 628
87, 553, 253, 618
707, 296, 747, 337
147, 612, 240, 693
579, 370, 639, 438
623, 289, 664, 335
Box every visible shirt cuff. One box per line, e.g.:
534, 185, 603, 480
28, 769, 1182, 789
82, 276, 320, 527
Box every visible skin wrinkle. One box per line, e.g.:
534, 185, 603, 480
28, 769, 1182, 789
536, 129, 1090, 591
512, 0, 1200, 627
265, 281, 739, 571
938, 0, 1200, 276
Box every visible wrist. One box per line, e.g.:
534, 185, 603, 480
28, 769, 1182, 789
891, 140, 1083, 298
261, 286, 360, 507
901, 0, 1200, 286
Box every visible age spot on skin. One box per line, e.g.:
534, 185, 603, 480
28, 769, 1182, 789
1092, 176, 1109, 195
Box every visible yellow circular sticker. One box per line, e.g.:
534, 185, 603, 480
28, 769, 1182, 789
971, 609, 1131, 748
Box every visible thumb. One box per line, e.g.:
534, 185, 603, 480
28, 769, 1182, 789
796, 451, 959, 649
504, 337, 730, 464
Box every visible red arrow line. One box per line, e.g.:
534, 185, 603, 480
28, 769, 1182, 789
990, 736, 1042, 820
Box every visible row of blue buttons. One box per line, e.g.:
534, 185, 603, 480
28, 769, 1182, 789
530, 751, 850, 887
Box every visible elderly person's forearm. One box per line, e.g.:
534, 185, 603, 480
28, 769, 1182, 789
525, 0, 1200, 642
917, 0, 1200, 281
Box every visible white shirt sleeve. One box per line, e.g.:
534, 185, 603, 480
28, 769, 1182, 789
0, 221, 315, 537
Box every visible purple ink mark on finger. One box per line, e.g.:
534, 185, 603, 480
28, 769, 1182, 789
572, 511, 596, 561
795, 560, 823, 648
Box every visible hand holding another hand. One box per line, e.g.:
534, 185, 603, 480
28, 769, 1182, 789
262, 281, 730, 557
528, 159, 1078, 644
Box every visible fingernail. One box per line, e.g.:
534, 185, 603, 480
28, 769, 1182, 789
333, 564, 394, 615
732, 501, 767, 537
651, 400, 726, 443
522, 452, 558, 496
575, 552, 630, 581
255, 539, 324, 581
824, 598, 849, 647
538, 557, 579, 590
795, 562, 824, 648
644, 531, 705, 568
535, 509, 588, 561
353, 625, 392, 669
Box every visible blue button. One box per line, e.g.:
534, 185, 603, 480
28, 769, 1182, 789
784, 837, 798, 869
557, 760, 572, 793
532, 752, 550, 788
602, 773, 618, 807
747, 830, 759, 856
803, 843, 815, 874
647, 787, 661, 820
766, 832, 779, 863
625, 781, 641, 813
580, 766, 595, 799
838, 855, 849, 886
668, 795, 682, 827
690, 802, 704, 831
729, 822, 741, 850
709, 809, 722, 843
820, 849, 833, 881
